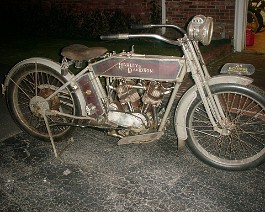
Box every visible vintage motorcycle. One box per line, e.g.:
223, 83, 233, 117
2, 15, 265, 170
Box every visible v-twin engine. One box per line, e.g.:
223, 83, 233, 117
107, 79, 171, 133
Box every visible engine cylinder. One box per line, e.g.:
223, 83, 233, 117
116, 85, 140, 104
142, 83, 163, 105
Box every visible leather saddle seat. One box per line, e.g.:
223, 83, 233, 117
61, 44, 108, 61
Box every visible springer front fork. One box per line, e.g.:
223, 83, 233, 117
182, 38, 227, 133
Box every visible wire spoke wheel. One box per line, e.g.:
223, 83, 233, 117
247, 11, 259, 32
7, 63, 81, 141
186, 84, 265, 170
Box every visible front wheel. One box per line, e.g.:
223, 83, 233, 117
186, 84, 265, 170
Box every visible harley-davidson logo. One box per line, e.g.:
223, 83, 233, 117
118, 62, 153, 74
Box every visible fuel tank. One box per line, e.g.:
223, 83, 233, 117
91, 54, 185, 81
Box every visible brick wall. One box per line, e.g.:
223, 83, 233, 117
42, 0, 154, 22
166, 0, 235, 39
43, 0, 235, 39
2, 0, 235, 39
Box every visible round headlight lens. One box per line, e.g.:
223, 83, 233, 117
187, 15, 213, 45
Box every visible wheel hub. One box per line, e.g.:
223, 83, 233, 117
29, 88, 61, 117
29, 96, 50, 117
217, 119, 237, 136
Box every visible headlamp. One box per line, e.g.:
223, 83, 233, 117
187, 15, 213, 45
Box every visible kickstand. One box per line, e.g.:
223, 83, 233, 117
42, 110, 74, 158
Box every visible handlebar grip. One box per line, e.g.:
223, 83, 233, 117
100, 34, 129, 40
131, 24, 152, 29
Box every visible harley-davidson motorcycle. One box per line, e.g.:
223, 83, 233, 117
2, 15, 265, 170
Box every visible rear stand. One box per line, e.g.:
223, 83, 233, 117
42, 110, 74, 158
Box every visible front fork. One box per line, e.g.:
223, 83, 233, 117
182, 39, 227, 133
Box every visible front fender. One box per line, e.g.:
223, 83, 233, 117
174, 75, 253, 149
3, 57, 87, 116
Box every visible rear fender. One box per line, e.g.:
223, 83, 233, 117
3, 57, 87, 116
174, 75, 253, 148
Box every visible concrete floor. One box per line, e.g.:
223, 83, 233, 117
0, 127, 264, 212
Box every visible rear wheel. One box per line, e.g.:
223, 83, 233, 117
186, 84, 265, 170
6, 63, 81, 142
247, 11, 259, 32
247, 10, 265, 33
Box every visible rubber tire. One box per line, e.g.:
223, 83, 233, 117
254, 10, 264, 32
186, 83, 265, 170
247, 11, 259, 32
248, 9, 264, 33
6, 63, 81, 142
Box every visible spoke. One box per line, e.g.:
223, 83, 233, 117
46, 72, 50, 85
235, 94, 244, 117
236, 119, 265, 126
29, 115, 41, 129
192, 127, 214, 130
239, 108, 265, 126
193, 118, 213, 126
239, 128, 265, 146
35, 63, 38, 96
18, 92, 32, 101
20, 81, 35, 96
194, 106, 209, 120
41, 71, 45, 87
192, 127, 219, 138
20, 109, 32, 115
50, 73, 57, 86
18, 101, 30, 107
34, 118, 45, 130
219, 93, 231, 120
9, 77, 31, 100
241, 130, 265, 136
23, 76, 35, 88
234, 99, 257, 121
203, 135, 224, 154
229, 133, 246, 159
223, 136, 233, 159
210, 135, 226, 157
235, 134, 260, 156
237, 95, 252, 118
21, 76, 35, 92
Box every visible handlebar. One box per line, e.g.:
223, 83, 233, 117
100, 33, 180, 46
131, 24, 186, 35
130, 24, 153, 29
100, 34, 129, 40
100, 24, 186, 46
